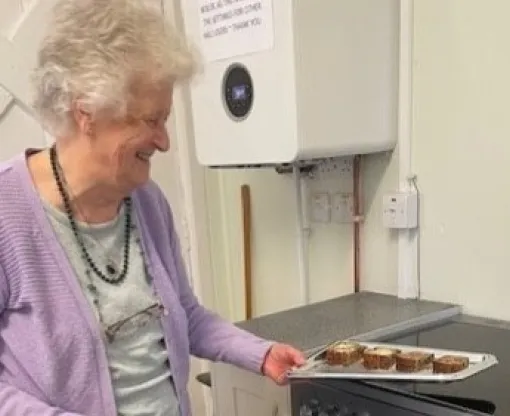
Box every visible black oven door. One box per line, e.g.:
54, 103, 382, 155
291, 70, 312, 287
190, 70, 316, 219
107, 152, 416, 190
290, 379, 493, 416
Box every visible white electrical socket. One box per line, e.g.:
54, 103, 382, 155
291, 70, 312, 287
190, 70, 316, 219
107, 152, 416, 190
331, 192, 354, 223
310, 192, 331, 223
382, 192, 418, 229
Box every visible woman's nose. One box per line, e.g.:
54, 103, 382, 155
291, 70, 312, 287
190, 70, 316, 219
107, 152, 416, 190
154, 128, 170, 152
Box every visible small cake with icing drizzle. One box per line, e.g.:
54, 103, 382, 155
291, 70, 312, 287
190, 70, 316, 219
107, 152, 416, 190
395, 351, 434, 372
325, 341, 365, 366
363, 347, 399, 370
433, 355, 469, 373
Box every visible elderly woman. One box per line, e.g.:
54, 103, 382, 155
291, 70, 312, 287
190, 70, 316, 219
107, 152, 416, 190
0, 0, 305, 415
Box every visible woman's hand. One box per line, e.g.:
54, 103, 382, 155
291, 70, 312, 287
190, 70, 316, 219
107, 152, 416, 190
261, 343, 306, 385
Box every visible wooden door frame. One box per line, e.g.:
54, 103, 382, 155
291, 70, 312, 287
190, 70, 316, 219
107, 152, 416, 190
165, 1, 219, 414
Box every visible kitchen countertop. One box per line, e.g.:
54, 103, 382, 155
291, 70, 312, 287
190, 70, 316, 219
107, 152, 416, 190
235, 291, 460, 352
196, 291, 461, 388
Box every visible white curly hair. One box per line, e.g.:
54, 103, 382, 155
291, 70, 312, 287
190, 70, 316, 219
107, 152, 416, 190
32, 0, 197, 137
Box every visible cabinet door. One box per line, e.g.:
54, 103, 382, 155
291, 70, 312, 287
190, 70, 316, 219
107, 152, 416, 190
211, 363, 291, 416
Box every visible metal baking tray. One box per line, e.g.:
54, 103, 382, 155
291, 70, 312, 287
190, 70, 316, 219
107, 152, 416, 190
287, 341, 498, 382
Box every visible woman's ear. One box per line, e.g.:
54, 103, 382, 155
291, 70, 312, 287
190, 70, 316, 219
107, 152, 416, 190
72, 101, 94, 137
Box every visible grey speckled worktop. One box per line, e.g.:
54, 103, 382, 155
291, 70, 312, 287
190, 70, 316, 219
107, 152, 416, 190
235, 291, 460, 353
196, 291, 461, 387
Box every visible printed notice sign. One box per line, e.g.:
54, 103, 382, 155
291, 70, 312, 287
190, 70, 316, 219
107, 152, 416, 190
197, 0, 274, 63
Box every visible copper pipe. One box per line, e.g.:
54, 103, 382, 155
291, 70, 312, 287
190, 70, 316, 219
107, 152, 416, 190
241, 185, 253, 319
353, 155, 362, 293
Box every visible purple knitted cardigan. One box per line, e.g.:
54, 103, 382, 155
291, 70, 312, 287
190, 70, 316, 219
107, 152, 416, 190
0, 151, 273, 415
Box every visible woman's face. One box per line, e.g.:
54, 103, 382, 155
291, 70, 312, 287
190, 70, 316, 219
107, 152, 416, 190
83, 83, 173, 193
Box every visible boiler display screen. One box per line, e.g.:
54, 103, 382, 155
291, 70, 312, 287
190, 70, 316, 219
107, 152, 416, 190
232, 85, 247, 100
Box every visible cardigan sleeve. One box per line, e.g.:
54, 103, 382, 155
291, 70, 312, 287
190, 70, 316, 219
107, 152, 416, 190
0, 266, 84, 416
156, 191, 275, 374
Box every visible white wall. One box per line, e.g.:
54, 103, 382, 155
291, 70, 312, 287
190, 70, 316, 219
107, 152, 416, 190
412, 0, 510, 320
205, 164, 352, 320
187, 1, 510, 322
204, 144, 400, 323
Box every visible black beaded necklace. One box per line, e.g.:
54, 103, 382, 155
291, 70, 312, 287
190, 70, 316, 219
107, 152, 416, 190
49, 145, 132, 285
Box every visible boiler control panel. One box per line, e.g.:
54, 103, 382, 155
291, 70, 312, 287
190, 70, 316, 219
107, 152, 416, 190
221, 63, 253, 121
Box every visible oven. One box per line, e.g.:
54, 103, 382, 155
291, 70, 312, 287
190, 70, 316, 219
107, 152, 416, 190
290, 317, 509, 415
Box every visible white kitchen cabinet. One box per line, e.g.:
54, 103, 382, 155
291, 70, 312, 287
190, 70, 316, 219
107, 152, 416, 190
211, 363, 291, 416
